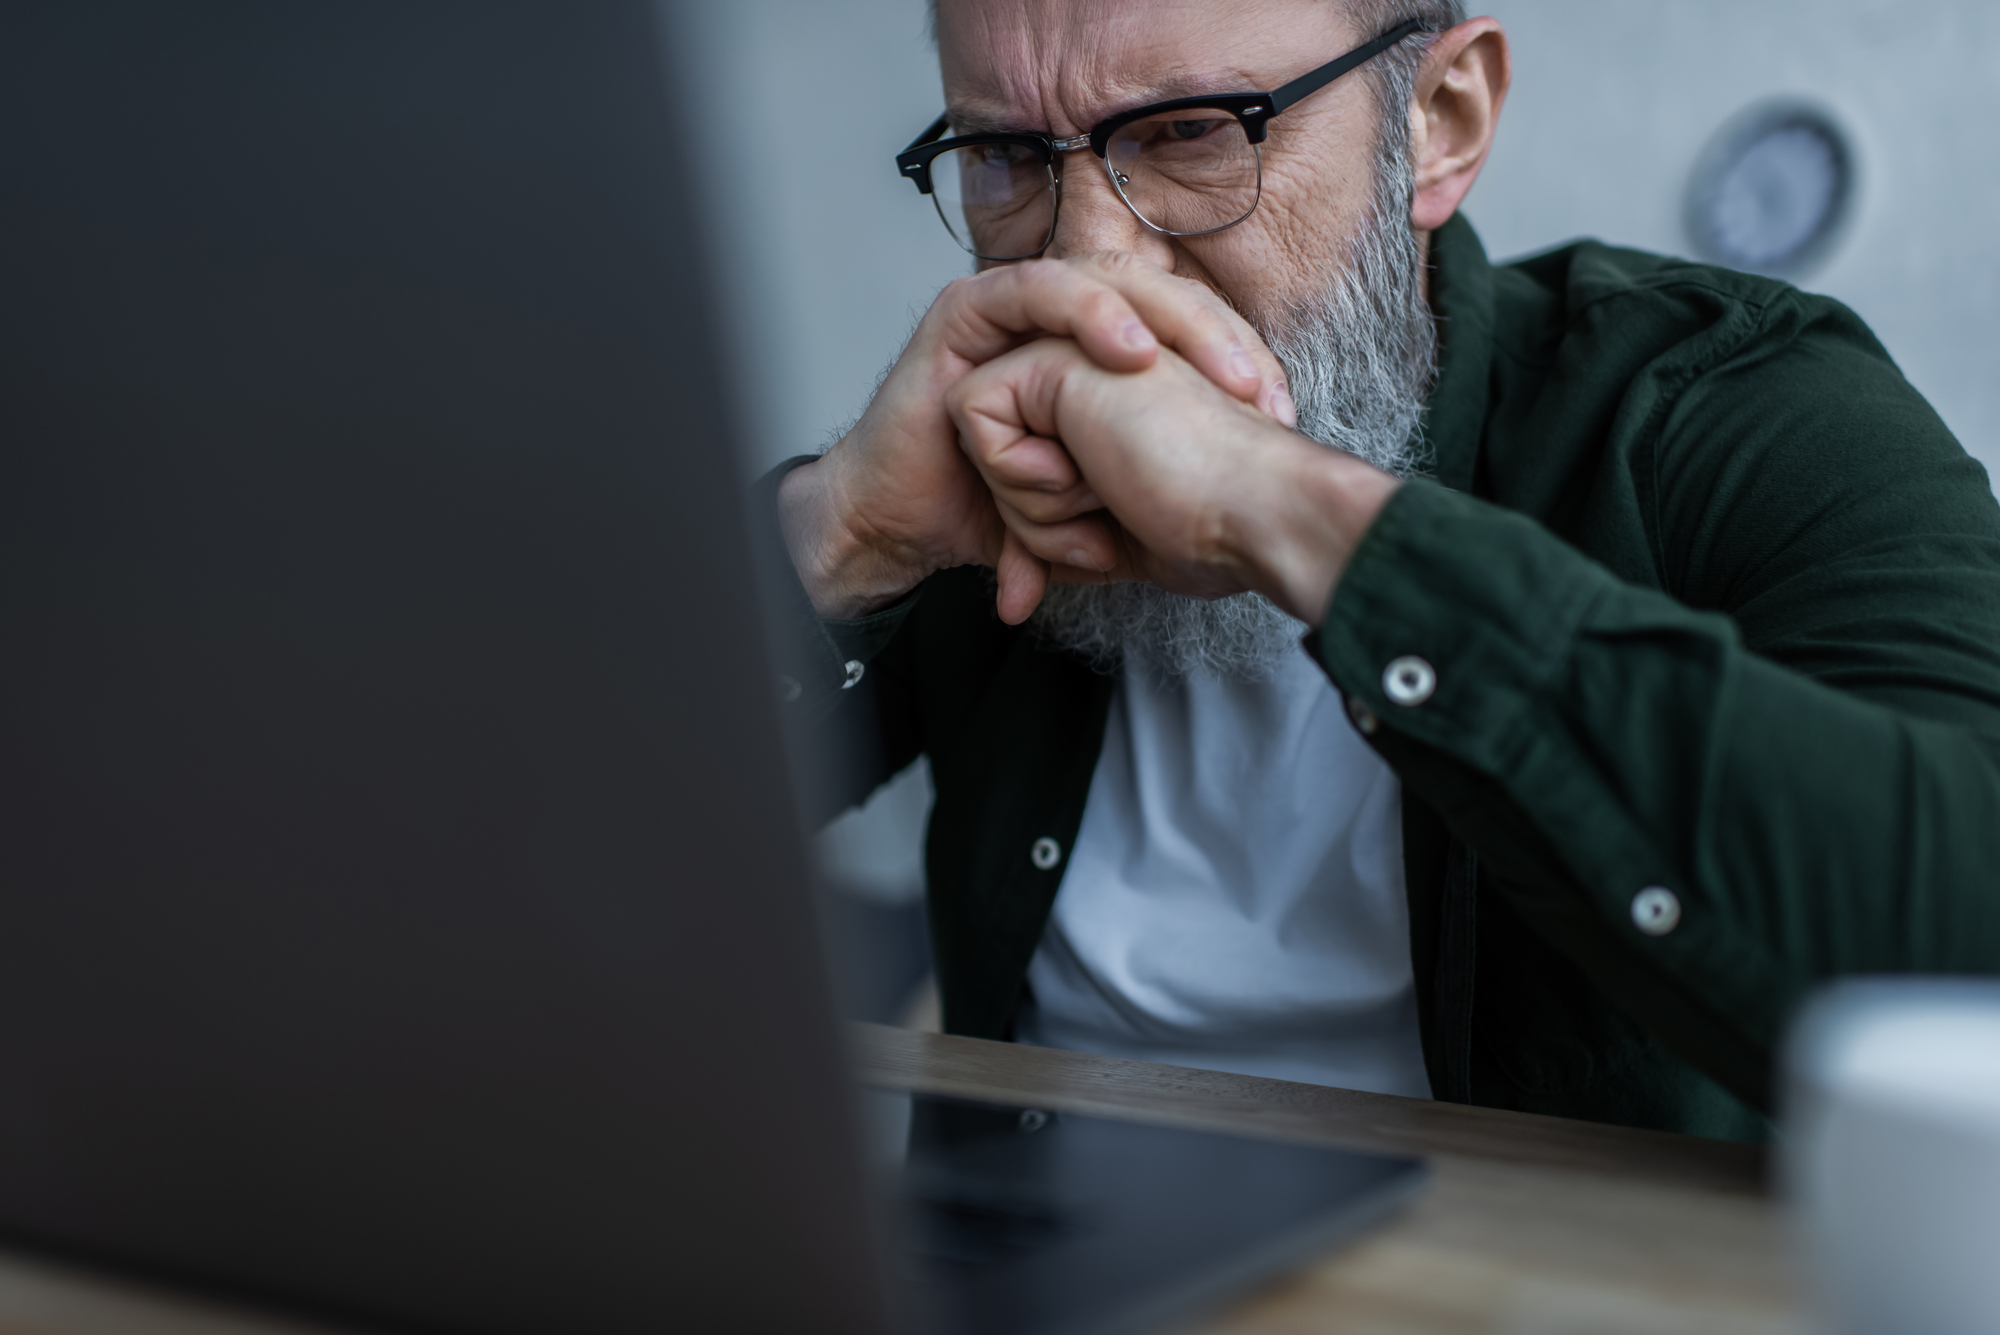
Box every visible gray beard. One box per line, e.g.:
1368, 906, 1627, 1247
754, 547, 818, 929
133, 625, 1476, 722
1027, 161, 1438, 682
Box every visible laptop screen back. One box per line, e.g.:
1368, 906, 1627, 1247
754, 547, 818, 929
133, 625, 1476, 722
0, 3, 890, 1330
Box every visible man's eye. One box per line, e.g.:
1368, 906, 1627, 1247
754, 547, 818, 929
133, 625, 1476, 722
1170, 119, 1215, 140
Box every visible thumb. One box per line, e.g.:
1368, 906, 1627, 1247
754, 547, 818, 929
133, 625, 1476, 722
994, 527, 1050, 626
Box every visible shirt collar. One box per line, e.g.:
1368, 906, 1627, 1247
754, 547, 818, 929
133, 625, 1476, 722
1418, 212, 1494, 496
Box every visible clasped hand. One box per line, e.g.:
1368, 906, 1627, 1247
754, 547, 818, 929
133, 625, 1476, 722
776, 254, 1399, 630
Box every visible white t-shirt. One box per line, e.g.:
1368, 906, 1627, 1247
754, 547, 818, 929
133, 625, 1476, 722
1016, 642, 1431, 1098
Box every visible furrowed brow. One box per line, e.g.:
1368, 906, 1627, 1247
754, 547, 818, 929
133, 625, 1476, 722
942, 107, 1032, 136
944, 67, 1267, 138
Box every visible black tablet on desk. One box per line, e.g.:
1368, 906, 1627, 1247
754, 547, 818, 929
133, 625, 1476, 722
0, 5, 1424, 1332
883, 1092, 1422, 1335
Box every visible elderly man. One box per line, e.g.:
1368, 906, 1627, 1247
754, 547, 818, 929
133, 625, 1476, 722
763, 0, 2000, 1140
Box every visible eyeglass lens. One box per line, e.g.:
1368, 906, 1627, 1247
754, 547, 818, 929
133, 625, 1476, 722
930, 142, 1057, 261
1105, 112, 1261, 236
929, 113, 1262, 260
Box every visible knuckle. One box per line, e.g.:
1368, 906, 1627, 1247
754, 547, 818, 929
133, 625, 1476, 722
1065, 250, 1144, 286
1014, 257, 1062, 286
1077, 285, 1124, 321
924, 277, 982, 331
1176, 275, 1231, 315
941, 377, 981, 417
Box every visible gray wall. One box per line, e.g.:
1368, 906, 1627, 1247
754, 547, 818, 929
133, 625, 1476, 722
691, 0, 2000, 484
682, 1, 2000, 912
681, 0, 963, 477
1466, 0, 2000, 480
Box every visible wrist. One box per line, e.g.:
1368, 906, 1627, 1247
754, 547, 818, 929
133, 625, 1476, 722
776, 453, 928, 620
1228, 438, 1400, 624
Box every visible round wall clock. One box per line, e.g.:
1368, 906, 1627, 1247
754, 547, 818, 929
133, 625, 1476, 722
1686, 100, 1855, 278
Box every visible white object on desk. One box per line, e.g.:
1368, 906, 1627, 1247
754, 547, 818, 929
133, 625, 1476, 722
1785, 977, 2000, 1335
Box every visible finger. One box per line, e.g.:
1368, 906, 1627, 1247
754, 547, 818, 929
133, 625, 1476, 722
927, 256, 1295, 427
947, 337, 1146, 565
980, 463, 1104, 527
949, 338, 1079, 500
1064, 253, 1295, 426
993, 496, 1124, 578
995, 528, 1050, 626
972, 429, 1105, 524
979, 428, 1082, 495
988, 479, 1104, 527
1044, 510, 1156, 587
929, 262, 1160, 376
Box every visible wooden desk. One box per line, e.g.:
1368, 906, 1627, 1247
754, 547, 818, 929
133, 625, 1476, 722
855, 1023, 1812, 1335
0, 1025, 1813, 1335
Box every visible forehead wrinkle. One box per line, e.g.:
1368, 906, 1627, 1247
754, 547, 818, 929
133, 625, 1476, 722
948, 58, 1276, 137
942, 4, 1270, 137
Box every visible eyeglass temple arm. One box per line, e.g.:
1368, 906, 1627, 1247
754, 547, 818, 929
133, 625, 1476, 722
1265, 18, 1428, 117
902, 113, 952, 155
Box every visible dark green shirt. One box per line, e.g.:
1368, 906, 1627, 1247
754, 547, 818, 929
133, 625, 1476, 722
764, 214, 2000, 1141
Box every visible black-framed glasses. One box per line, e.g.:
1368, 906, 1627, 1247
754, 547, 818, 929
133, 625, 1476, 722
895, 19, 1427, 262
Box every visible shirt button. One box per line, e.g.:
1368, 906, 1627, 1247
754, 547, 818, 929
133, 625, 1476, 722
841, 659, 865, 689
1347, 696, 1380, 736
1382, 655, 1436, 706
1030, 836, 1062, 871
775, 674, 803, 704
1631, 886, 1682, 936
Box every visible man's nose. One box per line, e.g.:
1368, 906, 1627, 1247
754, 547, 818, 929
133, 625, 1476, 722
1043, 153, 1176, 265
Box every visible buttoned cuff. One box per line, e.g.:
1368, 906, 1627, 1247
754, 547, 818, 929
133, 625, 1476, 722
748, 456, 921, 720
1308, 479, 1611, 775
1306, 480, 1785, 1078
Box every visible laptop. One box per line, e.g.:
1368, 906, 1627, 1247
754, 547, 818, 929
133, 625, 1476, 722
0, 4, 1426, 1332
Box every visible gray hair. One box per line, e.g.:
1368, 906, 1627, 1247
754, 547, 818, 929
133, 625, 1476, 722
1347, 3, 1466, 151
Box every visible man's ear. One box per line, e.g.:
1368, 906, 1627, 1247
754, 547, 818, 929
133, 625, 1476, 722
1408, 18, 1510, 232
